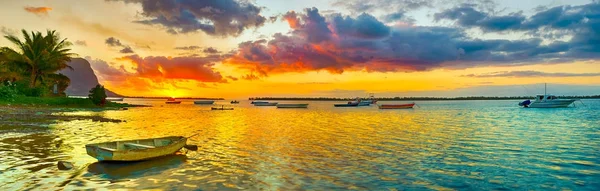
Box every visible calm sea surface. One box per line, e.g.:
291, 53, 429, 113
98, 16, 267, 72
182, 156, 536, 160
1, 99, 600, 190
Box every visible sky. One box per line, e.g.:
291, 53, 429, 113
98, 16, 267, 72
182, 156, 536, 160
1, 0, 599, 98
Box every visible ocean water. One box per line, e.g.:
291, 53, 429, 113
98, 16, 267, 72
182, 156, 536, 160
1, 99, 599, 190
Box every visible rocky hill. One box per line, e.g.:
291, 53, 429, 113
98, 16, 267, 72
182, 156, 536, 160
58, 58, 121, 97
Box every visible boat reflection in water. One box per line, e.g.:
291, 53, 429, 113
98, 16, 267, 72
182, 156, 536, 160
87, 154, 187, 179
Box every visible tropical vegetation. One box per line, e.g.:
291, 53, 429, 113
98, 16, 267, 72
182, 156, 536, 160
88, 85, 107, 106
0, 29, 127, 108
1, 29, 75, 97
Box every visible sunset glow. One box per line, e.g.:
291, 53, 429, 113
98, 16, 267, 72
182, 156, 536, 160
2, 0, 599, 98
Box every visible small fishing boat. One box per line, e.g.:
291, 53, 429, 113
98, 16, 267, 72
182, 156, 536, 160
518, 84, 576, 108
378, 103, 415, 109
231, 100, 240, 104
358, 100, 372, 106
165, 98, 181, 104
277, 103, 309, 108
194, 100, 215, 105
251, 101, 268, 104
254, 102, 278, 106
85, 136, 187, 162
107, 97, 124, 101
334, 102, 359, 107
211, 105, 234, 110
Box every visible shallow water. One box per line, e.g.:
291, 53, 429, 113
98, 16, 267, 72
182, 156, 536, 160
1, 99, 599, 190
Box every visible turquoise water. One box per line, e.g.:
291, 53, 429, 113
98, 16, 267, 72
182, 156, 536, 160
1, 99, 599, 190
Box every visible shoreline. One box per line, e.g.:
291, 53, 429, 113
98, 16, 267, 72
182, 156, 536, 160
248, 96, 600, 101
0, 106, 128, 127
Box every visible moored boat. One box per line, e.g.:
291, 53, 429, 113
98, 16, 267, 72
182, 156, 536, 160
254, 102, 278, 106
277, 103, 309, 108
194, 100, 215, 105
251, 101, 268, 104
107, 97, 124, 101
519, 95, 576, 108
231, 100, 240, 104
518, 84, 576, 108
378, 103, 415, 109
85, 136, 187, 162
358, 100, 372, 106
334, 102, 359, 107
165, 98, 181, 104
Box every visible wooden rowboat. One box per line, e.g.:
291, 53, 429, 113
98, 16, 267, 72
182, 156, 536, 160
85, 136, 187, 162
378, 103, 415, 109
277, 103, 309, 108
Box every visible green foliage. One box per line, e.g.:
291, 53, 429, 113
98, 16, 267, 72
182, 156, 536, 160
0, 96, 129, 108
1, 29, 76, 89
14, 79, 48, 97
88, 84, 107, 106
0, 84, 19, 100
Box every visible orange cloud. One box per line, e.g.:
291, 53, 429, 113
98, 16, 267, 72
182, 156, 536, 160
24, 6, 52, 16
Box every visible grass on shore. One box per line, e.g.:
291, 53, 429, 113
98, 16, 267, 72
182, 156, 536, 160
0, 96, 130, 108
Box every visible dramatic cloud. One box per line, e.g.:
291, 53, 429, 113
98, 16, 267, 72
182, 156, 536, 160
226, 76, 238, 81
331, 0, 432, 13
435, 3, 600, 34
175, 46, 200, 50
331, 0, 499, 14
24, 6, 52, 16
203, 47, 220, 54
223, 6, 600, 78
105, 37, 135, 54
119, 46, 135, 53
108, 0, 267, 36
86, 57, 128, 82
75, 40, 87, 46
105, 37, 123, 47
463, 71, 600, 78
119, 54, 226, 82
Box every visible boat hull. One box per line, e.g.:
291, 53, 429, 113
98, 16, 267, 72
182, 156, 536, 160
378, 103, 415, 109
107, 97, 124, 101
334, 103, 359, 107
254, 102, 278, 106
277, 104, 309, 108
85, 136, 187, 162
194, 100, 215, 105
165, 101, 181, 104
358, 102, 371, 106
527, 100, 576, 108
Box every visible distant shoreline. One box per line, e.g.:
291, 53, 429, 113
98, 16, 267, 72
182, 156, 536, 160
249, 95, 600, 101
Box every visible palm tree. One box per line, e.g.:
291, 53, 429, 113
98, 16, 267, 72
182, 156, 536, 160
2, 29, 76, 88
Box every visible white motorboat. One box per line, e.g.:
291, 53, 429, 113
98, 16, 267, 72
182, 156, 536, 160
518, 84, 576, 108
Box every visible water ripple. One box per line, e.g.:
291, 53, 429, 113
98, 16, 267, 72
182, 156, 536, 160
1, 99, 600, 190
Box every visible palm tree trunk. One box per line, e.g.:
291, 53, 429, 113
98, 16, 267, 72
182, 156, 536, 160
30, 70, 37, 88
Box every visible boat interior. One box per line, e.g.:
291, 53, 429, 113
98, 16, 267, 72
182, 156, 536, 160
89, 136, 183, 151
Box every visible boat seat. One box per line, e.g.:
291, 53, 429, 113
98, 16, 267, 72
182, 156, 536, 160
98, 146, 117, 152
124, 143, 156, 149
